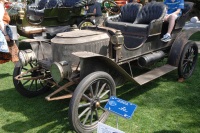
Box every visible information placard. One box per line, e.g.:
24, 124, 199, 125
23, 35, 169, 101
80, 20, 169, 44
104, 96, 137, 119
97, 122, 125, 133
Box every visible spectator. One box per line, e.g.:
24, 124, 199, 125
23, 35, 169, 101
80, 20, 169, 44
87, 0, 103, 26
0, 0, 19, 64
161, 0, 184, 42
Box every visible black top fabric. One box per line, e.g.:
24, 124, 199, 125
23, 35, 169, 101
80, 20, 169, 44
87, 2, 102, 16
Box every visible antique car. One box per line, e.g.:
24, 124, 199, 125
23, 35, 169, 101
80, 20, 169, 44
13, 1, 199, 133
7, 0, 98, 38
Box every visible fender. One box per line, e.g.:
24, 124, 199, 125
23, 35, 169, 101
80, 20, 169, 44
72, 51, 136, 84
168, 27, 200, 67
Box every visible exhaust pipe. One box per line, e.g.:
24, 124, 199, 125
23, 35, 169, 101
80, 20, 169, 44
138, 51, 165, 67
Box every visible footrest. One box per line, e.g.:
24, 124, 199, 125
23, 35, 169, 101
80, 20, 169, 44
133, 64, 177, 85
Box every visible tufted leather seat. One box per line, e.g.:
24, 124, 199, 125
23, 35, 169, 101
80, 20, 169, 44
121, 3, 142, 23
106, 2, 166, 36
106, 2, 166, 37
134, 2, 166, 24
106, 3, 142, 23
105, 3, 143, 36
105, 2, 166, 49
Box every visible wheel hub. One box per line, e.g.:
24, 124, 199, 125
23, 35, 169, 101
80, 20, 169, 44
92, 99, 100, 109
95, 101, 100, 108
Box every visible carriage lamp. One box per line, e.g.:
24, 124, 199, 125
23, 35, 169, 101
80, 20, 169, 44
18, 49, 37, 66
50, 61, 72, 83
111, 30, 124, 61
110, 30, 124, 46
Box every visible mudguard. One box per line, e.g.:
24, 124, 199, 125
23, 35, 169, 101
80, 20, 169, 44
72, 51, 136, 85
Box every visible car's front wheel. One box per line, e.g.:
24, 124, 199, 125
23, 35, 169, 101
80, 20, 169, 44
69, 71, 116, 133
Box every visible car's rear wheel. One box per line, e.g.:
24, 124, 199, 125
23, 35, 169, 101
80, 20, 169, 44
13, 61, 50, 97
178, 41, 198, 79
69, 71, 116, 133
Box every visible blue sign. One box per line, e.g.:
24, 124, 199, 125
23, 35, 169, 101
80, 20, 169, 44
104, 96, 137, 119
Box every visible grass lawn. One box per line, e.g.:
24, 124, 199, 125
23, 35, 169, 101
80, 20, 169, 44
0, 40, 200, 132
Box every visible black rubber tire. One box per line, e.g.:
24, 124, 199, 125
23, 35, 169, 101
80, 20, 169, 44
13, 61, 50, 98
178, 41, 198, 79
78, 19, 94, 29
69, 71, 116, 133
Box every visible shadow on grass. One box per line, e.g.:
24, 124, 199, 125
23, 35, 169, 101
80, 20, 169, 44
154, 130, 181, 133
0, 88, 75, 133
0, 73, 12, 79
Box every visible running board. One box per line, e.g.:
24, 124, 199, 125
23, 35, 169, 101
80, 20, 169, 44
133, 64, 177, 85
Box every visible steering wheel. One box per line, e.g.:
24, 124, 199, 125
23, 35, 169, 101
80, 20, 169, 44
102, 0, 121, 15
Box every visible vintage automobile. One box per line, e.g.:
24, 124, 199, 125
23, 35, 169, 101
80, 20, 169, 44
13, 1, 199, 133
7, 0, 99, 38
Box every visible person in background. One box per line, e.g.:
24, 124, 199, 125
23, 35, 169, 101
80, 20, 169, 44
130, 0, 138, 3
0, 0, 19, 64
161, 0, 184, 42
87, 0, 103, 26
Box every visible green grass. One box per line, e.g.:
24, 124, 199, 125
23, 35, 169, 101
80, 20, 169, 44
1, 57, 200, 133
190, 31, 200, 41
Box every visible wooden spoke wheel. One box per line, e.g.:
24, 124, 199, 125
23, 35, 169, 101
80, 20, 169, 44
69, 71, 116, 133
